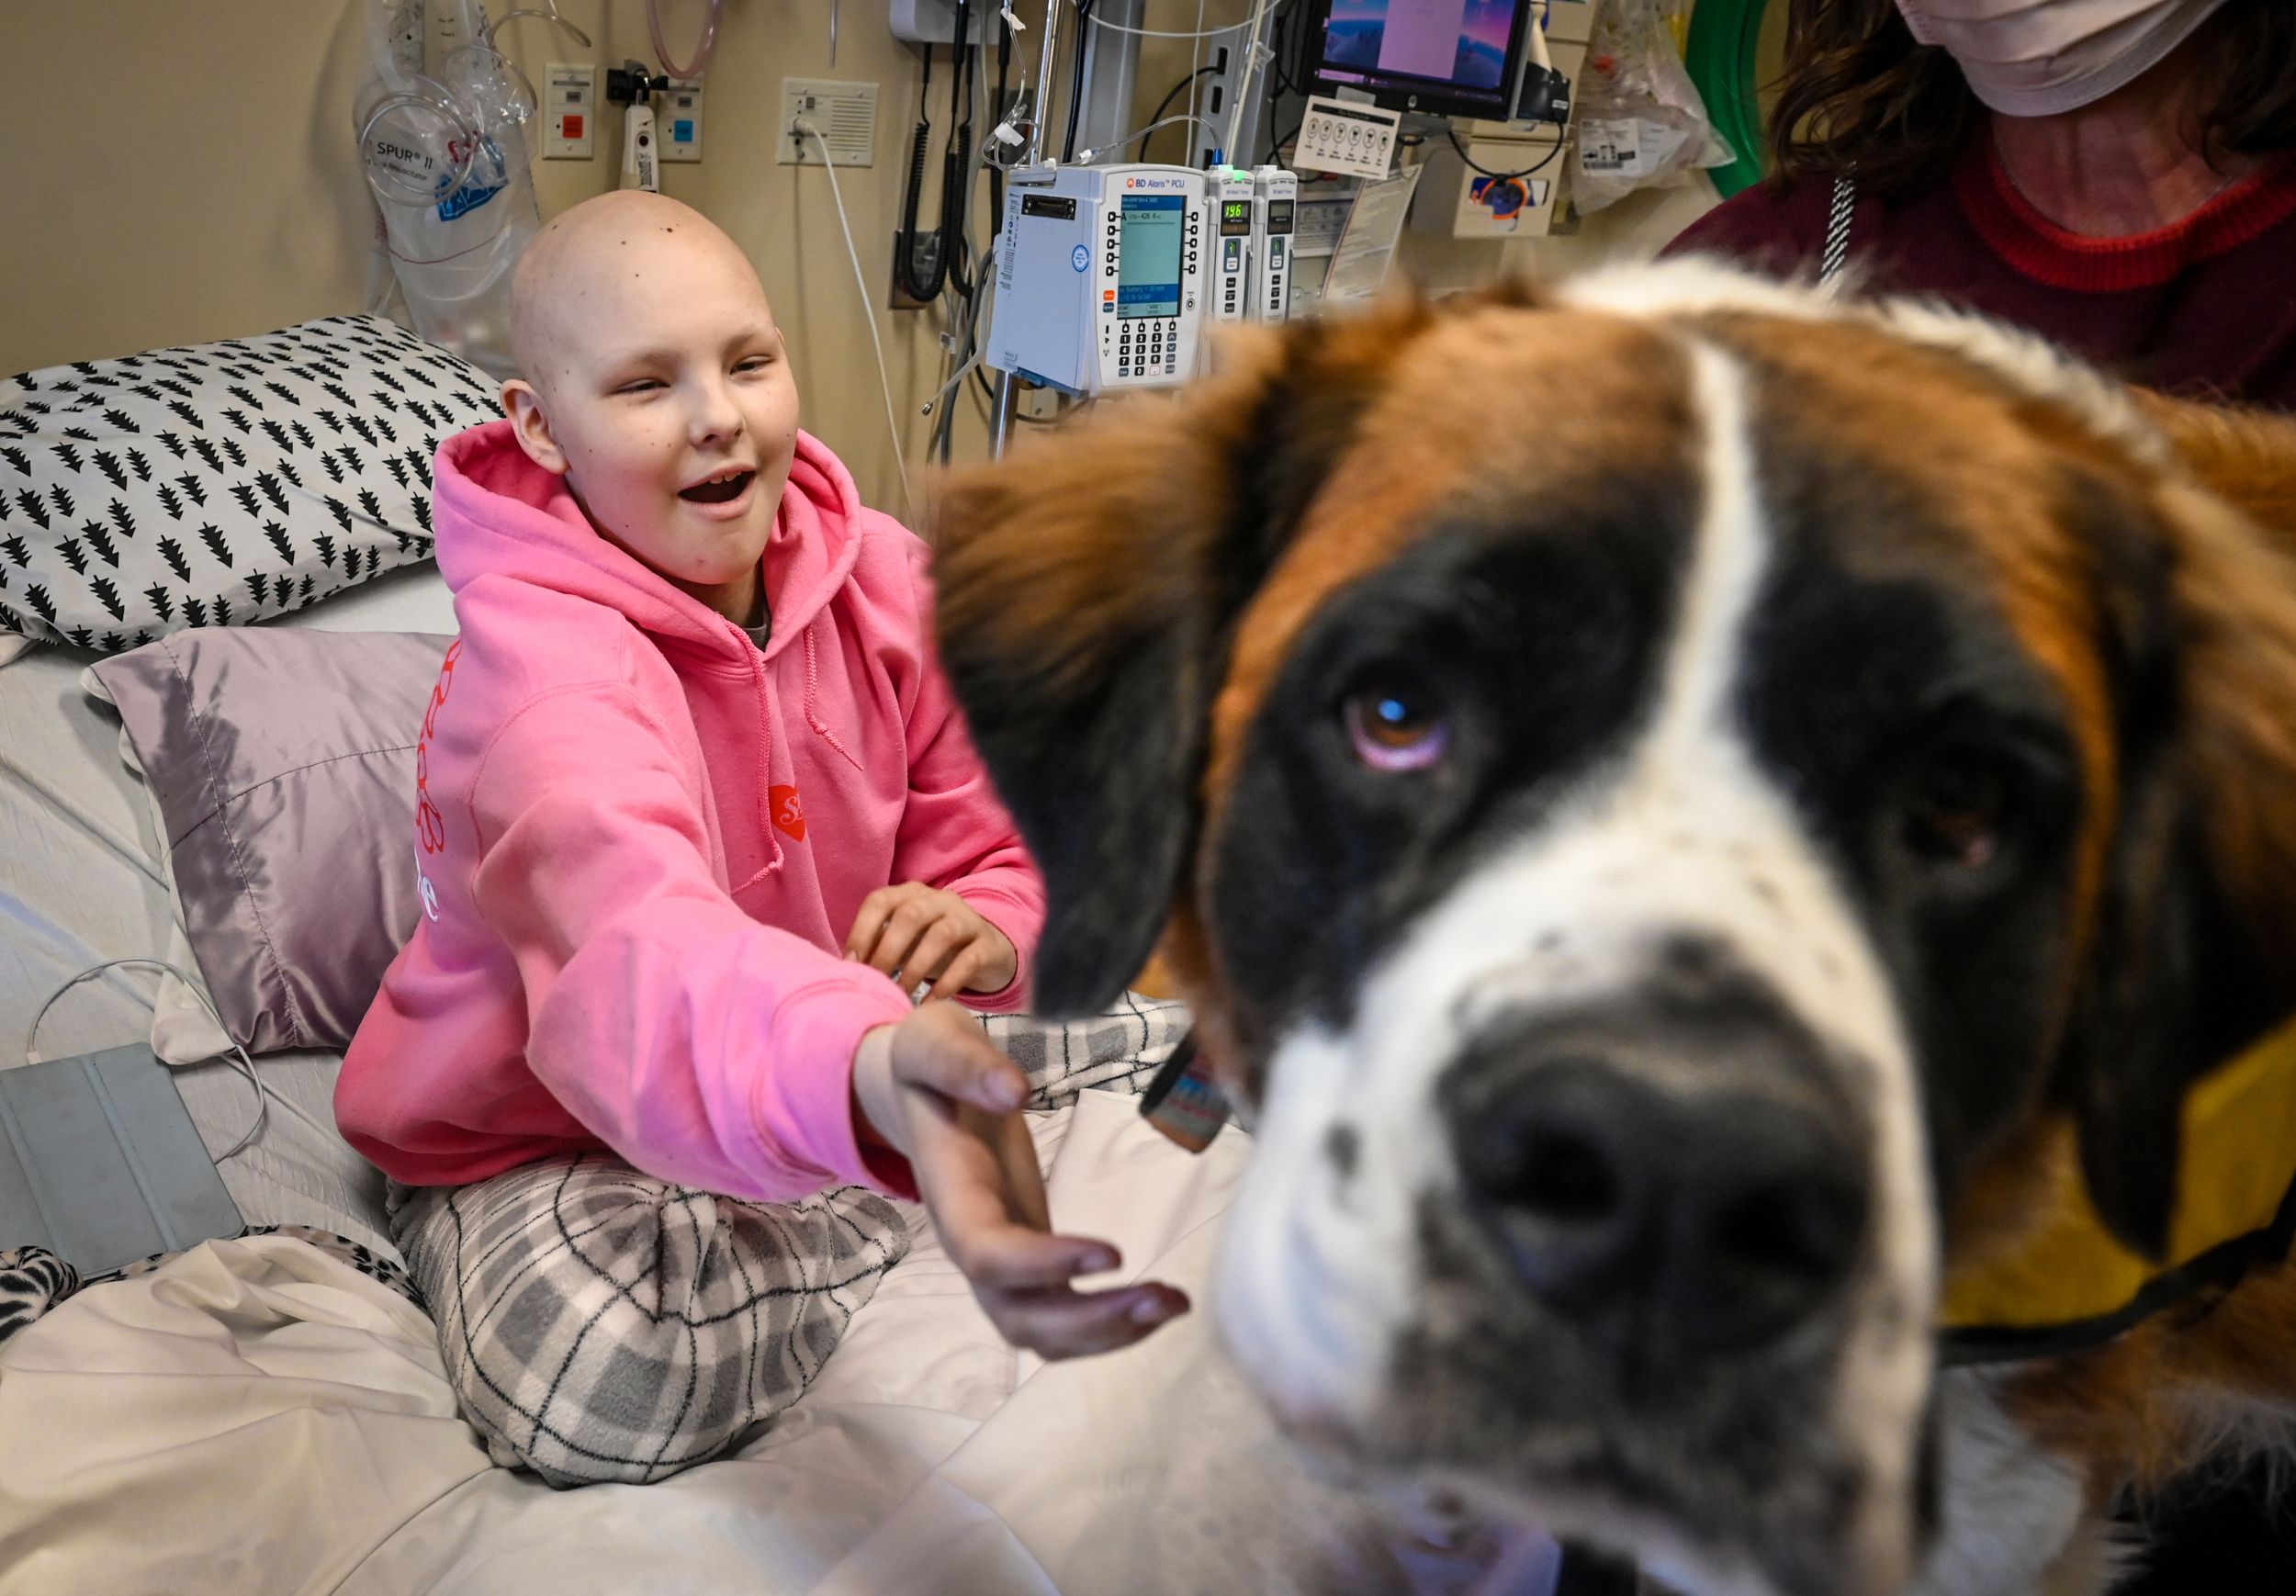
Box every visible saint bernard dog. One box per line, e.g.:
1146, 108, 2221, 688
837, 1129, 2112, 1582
927, 262, 2296, 1596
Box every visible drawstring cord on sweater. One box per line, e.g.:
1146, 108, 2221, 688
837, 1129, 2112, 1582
803, 625, 865, 773
732, 619, 787, 894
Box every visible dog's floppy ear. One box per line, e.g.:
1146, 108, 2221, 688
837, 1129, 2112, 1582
928, 300, 1434, 1014
2063, 404, 2296, 1255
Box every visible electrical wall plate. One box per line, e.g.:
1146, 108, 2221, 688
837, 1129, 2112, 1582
779, 78, 880, 166
1293, 96, 1402, 180
661, 79, 703, 162
544, 62, 595, 159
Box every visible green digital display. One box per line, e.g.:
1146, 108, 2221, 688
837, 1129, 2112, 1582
1220, 198, 1251, 236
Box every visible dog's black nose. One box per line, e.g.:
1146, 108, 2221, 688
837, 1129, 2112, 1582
1447, 1047, 1868, 1355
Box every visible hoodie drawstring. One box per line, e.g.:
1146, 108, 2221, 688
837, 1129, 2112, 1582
804, 624, 865, 773
732, 633, 787, 893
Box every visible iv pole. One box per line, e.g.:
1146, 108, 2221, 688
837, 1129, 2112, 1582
986, 0, 1064, 458
990, 0, 1232, 459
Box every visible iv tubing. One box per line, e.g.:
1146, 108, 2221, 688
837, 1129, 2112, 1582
647, 0, 723, 79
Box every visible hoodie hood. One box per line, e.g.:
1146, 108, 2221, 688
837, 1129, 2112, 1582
433, 419, 868, 662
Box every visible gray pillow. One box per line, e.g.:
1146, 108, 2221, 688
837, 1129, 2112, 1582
88, 628, 452, 1053
86, 627, 1189, 1079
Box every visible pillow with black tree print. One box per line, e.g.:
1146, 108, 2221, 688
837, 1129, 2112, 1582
0, 315, 499, 654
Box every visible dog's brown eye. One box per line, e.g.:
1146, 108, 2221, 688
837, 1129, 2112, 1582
1344, 680, 1449, 772
1904, 759, 2004, 868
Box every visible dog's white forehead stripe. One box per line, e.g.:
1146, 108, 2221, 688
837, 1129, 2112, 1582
1417, 343, 1904, 1070
1216, 334, 1937, 1574
1554, 257, 2165, 469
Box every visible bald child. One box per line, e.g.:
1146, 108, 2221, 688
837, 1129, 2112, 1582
337, 192, 1186, 1488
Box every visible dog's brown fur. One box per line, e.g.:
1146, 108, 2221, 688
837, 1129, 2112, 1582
929, 279, 2296, 1587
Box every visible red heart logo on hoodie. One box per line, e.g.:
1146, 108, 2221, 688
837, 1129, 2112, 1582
769, 784, 806, 841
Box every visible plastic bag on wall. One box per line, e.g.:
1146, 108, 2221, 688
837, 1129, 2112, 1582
1571, 0, 1735, 214
355, 0, 542, 377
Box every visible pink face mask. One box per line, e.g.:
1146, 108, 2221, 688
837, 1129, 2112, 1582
1896, 0, 2229, 118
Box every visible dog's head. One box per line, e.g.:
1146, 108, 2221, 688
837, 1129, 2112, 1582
929, 264, 2296, 1596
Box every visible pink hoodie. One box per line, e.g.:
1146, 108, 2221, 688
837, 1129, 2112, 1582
336, 421, 1043, 1202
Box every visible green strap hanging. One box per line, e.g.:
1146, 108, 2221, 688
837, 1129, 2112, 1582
1684, 0, 1772, 198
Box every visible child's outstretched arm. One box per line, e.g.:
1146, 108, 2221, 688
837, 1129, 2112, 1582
853, 1002, 1190, 1357
467, 682, 917, 1202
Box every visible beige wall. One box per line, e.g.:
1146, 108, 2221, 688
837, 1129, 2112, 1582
0, 2, 1740, 511
0, 0, 994, 512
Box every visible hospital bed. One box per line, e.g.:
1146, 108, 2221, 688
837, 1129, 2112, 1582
0, 560, 1274, 1595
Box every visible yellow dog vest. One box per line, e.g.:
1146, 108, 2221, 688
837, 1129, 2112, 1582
1940, 1017, 2296, 1365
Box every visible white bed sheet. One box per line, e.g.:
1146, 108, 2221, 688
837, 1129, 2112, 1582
0, 562, 458, 1256
0, 1090, 1264, 1596
0, 568, 1563, 1596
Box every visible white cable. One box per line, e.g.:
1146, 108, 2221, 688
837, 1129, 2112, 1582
795, 119, 918, 525
24, 958, 272, 1163
1076, 113, 1224, 165
1084, 2, 1255, 39
920, 351, 985, 417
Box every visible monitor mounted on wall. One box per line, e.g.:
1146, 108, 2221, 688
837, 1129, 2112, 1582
1304, 0, 1537, 123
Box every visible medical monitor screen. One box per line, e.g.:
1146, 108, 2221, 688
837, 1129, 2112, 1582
1118, 194, 1186, 318
1308, 0, 1529, 120
1221, 198, 1252, 236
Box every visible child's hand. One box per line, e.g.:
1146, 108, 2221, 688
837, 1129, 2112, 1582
852, 1002, 1190, 1359
845, 882, 1018, 1000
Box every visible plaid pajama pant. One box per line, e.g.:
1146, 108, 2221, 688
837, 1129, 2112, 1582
389, 1153, 907, 1488
390, 996, 1190, 1489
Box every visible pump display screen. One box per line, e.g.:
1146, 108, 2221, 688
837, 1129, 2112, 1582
1220, 198, 1252, 236
1266, 197, 1296, 233
1118, 194, 1186, 318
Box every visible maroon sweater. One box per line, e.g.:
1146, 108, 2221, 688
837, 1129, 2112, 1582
1664, 141, 2296, 410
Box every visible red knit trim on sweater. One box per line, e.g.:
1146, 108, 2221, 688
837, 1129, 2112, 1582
1955, 144, 2296, 294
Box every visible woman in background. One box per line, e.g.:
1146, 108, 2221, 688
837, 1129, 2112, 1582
1668, 0, 2296, 409
1661, 4, 2296, 1589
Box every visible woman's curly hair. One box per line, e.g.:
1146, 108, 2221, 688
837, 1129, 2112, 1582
1769, 2, 2296, 196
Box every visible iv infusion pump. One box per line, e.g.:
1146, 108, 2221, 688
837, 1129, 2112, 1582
987, 163, 1210, 396
1210, 169, 1255, 325
985, 161, 1299, 395
1214, 165, 1298, 326
1252, 165, 1298, 325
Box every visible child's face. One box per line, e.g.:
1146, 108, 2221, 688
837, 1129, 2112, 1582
505, 211, 800, 619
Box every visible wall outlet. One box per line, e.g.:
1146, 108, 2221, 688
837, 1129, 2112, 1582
661, 79, 703, 162
544, 62, 595, 159
779, 79, 879, 166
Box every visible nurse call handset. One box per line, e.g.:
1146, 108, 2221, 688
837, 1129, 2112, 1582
1251, 165, 1298, 324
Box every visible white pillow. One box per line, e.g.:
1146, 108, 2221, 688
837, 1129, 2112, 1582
0, 315, 498, 653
